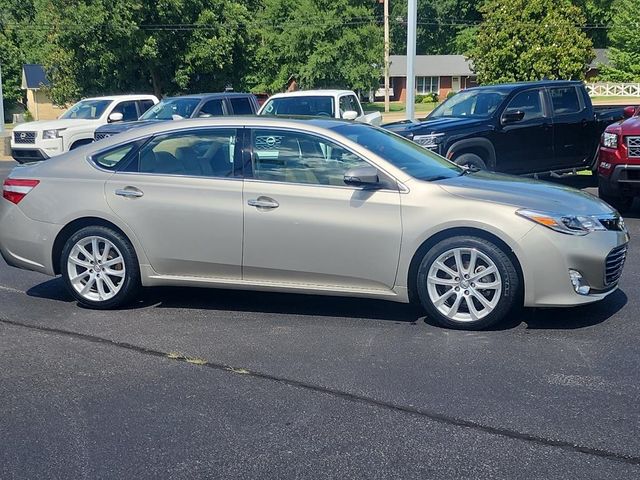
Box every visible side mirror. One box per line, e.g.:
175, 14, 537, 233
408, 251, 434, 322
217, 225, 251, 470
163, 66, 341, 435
342, 110, 359, 121
108, 112, 124, 123
343, 166, 380, 187
623, 106, 636, 119
501, 109, 525, 124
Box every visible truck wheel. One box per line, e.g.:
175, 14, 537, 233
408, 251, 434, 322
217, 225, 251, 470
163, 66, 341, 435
453, 153, 487, 171
598, 189, 634, 213
416, 236, 520, 330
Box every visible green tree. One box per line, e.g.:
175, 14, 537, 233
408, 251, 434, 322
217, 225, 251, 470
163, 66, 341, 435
573, 0, 613, 49
468, 0, 594, 84
248, 0, 383, 93
598, 0, 640, 81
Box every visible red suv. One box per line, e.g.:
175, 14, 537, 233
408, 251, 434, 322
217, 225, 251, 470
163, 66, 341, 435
598, 105, 640, 212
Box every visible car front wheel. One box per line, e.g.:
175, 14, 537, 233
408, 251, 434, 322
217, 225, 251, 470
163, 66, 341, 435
61, 226, 140, 309
416, 236, 520, 330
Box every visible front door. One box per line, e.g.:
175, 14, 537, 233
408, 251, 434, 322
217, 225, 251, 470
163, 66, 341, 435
105, 128, 243, 278
494, 88, 554, 174
242, 128, 402, 291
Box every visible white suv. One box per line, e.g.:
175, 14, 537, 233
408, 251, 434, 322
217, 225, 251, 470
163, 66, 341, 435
11, 94, 158, 163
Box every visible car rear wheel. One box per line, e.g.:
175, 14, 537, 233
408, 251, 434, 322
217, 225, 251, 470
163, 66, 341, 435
61, 226, 140, 309
416, 236, 519, 330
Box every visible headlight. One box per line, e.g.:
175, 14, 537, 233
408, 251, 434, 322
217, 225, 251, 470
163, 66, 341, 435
413, 133, 445, 149
602, 132, 617, 148
43, 129, 66, 140
516, 209, 606, 236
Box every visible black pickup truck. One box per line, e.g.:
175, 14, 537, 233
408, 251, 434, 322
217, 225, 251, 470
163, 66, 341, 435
385, 80, 629, 175
94, 92, 259, 141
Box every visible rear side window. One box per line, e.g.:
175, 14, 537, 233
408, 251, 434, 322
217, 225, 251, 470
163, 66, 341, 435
138, 100, 155, 115
93, 143, 136, 170
549, 87, 582, 115
230, 97, 253, 115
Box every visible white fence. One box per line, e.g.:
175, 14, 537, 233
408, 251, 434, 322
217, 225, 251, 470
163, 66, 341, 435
586, 83, 640, 97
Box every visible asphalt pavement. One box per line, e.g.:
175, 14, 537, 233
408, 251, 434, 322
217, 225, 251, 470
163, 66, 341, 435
1, 160, 639, 479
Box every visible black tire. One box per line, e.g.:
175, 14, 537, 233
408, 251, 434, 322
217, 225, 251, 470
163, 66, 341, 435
60, 226, 140, 309
416, 236, 520, 330
598, 188, 634, 213
453, 153, 487, 171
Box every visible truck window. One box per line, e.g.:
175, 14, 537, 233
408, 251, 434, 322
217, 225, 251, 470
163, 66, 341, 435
504, 90, 545, 121
138, 100, 155, 116
230, 97, 254, 115
199, 99, 224, 117
261, 96, 334, 117
549, 87, 581, 115
339, 95, 362, 117
111, 101, 139, 121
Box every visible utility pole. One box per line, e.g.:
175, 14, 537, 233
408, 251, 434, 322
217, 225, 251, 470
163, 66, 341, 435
0, 66, 5, 133
383, 0, 390, 113
406, 0, 417, 120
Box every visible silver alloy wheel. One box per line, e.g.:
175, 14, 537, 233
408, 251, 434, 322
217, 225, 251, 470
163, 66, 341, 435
67, 236, 126, 302
426, 247, 502, 322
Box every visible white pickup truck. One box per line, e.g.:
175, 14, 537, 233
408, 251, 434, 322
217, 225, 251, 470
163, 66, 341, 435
11, 94, 158, 163
258, 90, 382, 126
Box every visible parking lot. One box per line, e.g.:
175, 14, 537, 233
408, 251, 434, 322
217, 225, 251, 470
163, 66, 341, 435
1, 160, 639, 479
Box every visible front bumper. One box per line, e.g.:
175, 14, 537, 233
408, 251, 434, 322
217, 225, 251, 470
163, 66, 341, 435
11, 137, 64, 163
0, 199, 59, 275
518, 224, 629, 307
598, 164, 640, 197
11, 148, 49, 164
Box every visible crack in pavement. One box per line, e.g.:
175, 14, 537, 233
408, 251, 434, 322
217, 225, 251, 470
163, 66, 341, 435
1, 315, 639, 467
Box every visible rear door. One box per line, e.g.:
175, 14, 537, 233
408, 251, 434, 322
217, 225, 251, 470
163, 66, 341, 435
104, 128, 244, 279
548, 85, 594, 169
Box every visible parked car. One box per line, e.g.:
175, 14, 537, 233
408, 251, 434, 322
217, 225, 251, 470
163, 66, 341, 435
11, 95, 158, 163
385, 80, 630, 175
94, 93, 259, 141
0, 118, 628, 330
259, 90, 382, 126
598, 106, 640, 212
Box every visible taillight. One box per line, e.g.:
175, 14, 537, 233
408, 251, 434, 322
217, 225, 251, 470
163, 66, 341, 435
2, 179, 40, 204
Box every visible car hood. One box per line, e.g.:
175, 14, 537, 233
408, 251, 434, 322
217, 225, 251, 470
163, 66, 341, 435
435, 171, 614, 215
385, 116, 486, 136
96, 119, 165, 134
13, 118, 101, 131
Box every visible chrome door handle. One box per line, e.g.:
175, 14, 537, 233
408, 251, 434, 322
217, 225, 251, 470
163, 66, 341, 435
248, 197, 279, 209
115, 187, 144, 198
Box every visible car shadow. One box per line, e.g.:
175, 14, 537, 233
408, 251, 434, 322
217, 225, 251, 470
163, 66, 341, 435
26, 277, 627, 330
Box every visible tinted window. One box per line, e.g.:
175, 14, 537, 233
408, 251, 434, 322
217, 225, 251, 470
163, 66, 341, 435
230, 97, 254, 115
131, 130, 237, 177
549, 87, 581, 115
251, 129, 369, 186
93, 143, 136, 169
338, 95, 362, 117
111, 101, 139, 121
61, 99, 111, 119
261, 96, 334, 117
429, 90, 507, 119
138, 100, 155, 115
140, 98, 201, 120
331, 123, 462, 181
504, 89, 544, 121
198, 99, 224, 117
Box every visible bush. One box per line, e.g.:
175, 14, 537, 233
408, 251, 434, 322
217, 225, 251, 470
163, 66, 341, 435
423, 92, 439, 103
24, 111, 34, 122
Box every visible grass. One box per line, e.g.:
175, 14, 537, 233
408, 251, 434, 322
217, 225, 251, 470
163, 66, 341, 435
363, 101, 438, 114
590, 96, 640, 104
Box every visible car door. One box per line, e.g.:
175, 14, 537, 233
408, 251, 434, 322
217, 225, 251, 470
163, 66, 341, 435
494, 88, 554, 174
548, 85, 594, 169
242, 127, 402, 292
104, 128, 244, 279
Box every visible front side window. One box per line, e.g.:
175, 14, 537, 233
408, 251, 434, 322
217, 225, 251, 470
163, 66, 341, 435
429, 89, 507, 119
128, 129, 237, 177
61, 99, 112, 120
111, 101, 139, 121
504, 89, 545, 121
140, 98, 201, 120
549, 87, 582, 115
198, 99, 224, 117
251, 129, 369, 185
339, 95, 363, 117
260, 96, 335, 117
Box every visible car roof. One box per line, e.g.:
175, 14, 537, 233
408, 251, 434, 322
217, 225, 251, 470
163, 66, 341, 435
80, 94, 158, 102
162, 92, 256, 101
464, 80, 583, 93
267, 90, 355, 99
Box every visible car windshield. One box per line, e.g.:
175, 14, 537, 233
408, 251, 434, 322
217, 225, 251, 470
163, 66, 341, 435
429, 90, 508, 119
332, 123, 462, 181
140, 98, 201, 120
261, 96, 335, 117
60, 99, 112, 120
